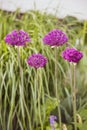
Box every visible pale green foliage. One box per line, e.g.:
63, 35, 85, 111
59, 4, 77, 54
0, 10, 87, 130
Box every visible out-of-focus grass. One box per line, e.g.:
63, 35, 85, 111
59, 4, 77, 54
0, 10, 87, 130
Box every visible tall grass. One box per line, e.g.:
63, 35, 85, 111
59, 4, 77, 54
0, 10, 87, 130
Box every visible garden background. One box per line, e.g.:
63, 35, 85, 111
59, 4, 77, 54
0, 0, 87, 130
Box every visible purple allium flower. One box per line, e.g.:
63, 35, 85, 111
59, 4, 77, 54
49, 115, 57, 130
62, 48, 83, 63
5, 30, 31, 46
43, 29, 68, 46
27, 53, 47, 68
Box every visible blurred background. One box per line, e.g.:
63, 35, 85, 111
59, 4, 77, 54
0, 0, 87, 19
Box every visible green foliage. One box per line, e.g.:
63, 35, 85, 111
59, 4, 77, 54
78, 108, 87, 123
0, 10, 87, 130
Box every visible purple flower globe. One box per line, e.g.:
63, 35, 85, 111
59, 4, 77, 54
43, 29, 68, 47
5, 30, 31, 46
27, 53, 47, 68
62, 48, 83, 63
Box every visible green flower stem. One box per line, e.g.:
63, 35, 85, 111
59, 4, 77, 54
17, 47, 25, 128
18, 47, 33, 130
70, 63, 77, 130
70, 63, 73, 94
34, 70, 37, 126
73, 63, 77, 130
54, 47, 62, 129
37, 69, 43, 130
70, 63, 73, 113
17, 47, 24, 90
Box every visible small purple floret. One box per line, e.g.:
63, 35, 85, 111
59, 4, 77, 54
62, 48, 83, 63
5, 30, 31, 46
27, 53, 47, 68
49, 115, 57, 130
43, 29, 68, 46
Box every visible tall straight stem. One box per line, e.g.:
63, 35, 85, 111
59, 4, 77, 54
70, 63, 74, 114
73, 64, 77, 130
54, 47, 61, 129
37, 69, 43, 130
17, 47, 25, 128
18, 47, 24, 89
17, 47, 32, 130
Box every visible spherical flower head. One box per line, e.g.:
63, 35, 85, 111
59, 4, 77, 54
43, 29, 68, 47
5, 30, 31, 46
62, 48, 83, 63
49, 115, 57, 126
27, 53, 47, 68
